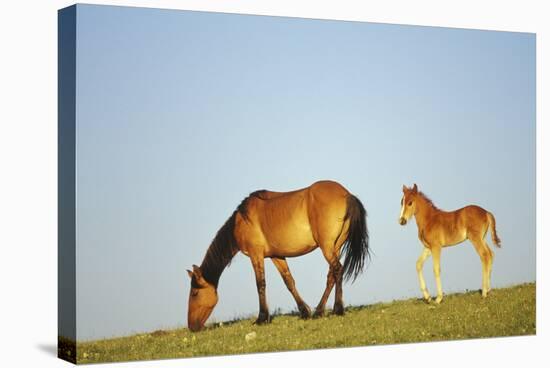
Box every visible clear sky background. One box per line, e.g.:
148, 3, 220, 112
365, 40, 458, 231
73, 4, 535, 341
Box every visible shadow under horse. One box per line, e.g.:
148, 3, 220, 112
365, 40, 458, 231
186, 180, 370, 332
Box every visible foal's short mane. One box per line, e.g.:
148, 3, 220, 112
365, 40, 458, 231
417, 191, 440, 210
199, 191, 264, 287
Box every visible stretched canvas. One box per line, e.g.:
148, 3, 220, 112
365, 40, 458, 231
58, 4, 536, 364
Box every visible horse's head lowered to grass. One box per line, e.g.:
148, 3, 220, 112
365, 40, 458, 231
187, 265, 218, 332
185, 181, 370, 331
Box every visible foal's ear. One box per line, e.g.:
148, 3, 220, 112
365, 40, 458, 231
186, 269, 193, 279
412, 183, 418, 193
402, 185, 407, 193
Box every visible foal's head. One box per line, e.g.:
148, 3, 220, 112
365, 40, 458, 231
187, 265, 218, 332
399, 184, 418, 225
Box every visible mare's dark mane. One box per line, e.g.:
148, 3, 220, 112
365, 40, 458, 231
198, 191, 265, 287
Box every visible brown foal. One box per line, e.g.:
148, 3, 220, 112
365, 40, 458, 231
399, 184, 501, 304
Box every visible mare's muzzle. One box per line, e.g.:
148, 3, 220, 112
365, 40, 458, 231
399, 217, 407, 226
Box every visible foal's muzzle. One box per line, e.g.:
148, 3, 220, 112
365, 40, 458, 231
399, 217, 407, 226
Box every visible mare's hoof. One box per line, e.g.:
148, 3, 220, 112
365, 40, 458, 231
313, 308, 325, 318
299, 305, 311, 319
254, 313, 271, 325
332, 304, 345, 316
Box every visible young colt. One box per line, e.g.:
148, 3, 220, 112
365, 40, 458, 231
398, 184, 500, 304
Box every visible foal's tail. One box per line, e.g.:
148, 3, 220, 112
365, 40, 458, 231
341, 195, 370, 282
487, 212, 501, 248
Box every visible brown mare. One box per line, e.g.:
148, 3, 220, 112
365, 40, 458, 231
186, 180, 370, 331
398, 184, 501, 304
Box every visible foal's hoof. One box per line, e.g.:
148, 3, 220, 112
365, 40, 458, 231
423, 297, 432, 304
435, 296, 443, 304
421, 289, 431, 304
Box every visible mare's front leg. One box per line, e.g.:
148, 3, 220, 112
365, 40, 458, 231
250, 255, 270, 324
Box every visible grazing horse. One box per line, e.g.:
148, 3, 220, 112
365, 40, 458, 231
187, 180, 370, 332
398, 184, 501, 304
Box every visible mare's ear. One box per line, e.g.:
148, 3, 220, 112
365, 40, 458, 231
191, 264, 209, 287
412, 183, 418, 193
402, 185, 407, 193
192, 264, 202, 277
186, 269, 193, 279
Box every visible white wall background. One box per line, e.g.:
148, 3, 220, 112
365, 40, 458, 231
0, 1, 547, 367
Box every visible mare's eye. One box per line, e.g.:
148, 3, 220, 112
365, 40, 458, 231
408, 201, 413, 206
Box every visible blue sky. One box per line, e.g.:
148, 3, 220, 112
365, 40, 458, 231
72, 4, 535, 341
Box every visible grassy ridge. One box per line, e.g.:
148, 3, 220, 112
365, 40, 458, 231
75, 283, 535, 364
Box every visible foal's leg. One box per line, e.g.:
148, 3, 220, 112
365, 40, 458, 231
485, 243, 495, 293
416, 247, 432, 302
472, 238, 491, 298
431, 246, 444, 304
250, 255, 270, 324
271, 257, 311, 319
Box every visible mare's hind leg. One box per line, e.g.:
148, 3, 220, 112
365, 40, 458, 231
271, 257, 311, 319
310, 197, 348, 317
313, 248, 344, 317
313, 260, 336, 318
471, 237, 491, 298
332, 258, 344, 315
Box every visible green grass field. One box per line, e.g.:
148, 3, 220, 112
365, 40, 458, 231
67, 283, 535, 364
